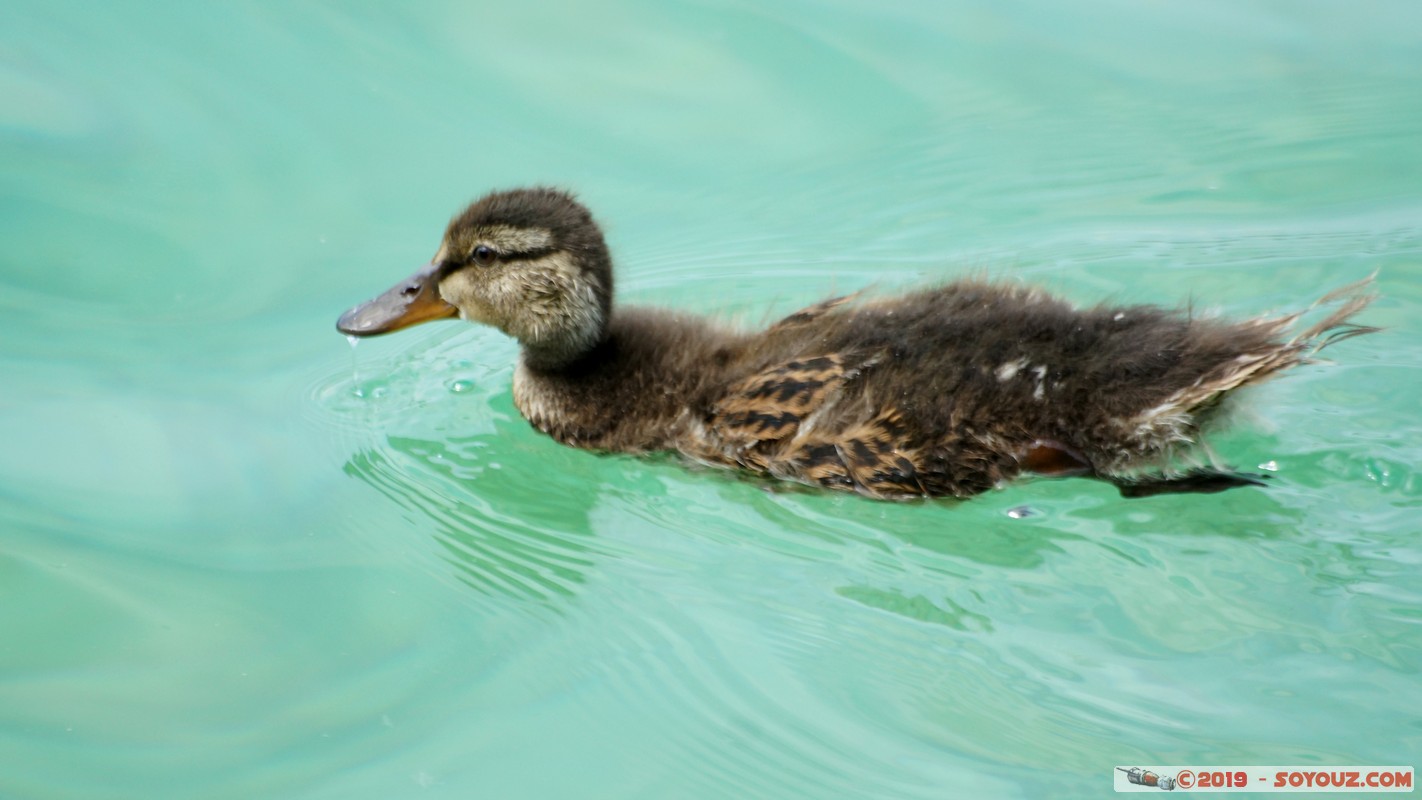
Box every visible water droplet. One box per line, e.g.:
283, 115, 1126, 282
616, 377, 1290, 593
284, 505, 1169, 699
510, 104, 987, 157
346, 336, 361, 387
1259, 460, 1279, 472
1006, 505, 1036, 519
448, 379, 475, 394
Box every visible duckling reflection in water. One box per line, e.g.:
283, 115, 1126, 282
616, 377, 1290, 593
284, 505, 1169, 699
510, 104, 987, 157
337, 188, 1377, 500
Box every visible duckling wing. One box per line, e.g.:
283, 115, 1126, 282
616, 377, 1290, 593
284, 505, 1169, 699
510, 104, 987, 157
702, 353, 932, 498
802, 410, 930, 497
709, 354, 858, 464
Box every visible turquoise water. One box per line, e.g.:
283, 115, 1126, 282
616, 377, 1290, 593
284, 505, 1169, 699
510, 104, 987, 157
3, 1, 1420, 796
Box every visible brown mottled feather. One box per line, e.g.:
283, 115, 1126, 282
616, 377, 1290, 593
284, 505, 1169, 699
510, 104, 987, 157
709, 354, 856, 469
823, 411, 928, 497
703, 353, 942, 497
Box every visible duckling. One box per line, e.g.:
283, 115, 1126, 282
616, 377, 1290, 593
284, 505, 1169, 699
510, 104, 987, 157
337, 187, 1377, 499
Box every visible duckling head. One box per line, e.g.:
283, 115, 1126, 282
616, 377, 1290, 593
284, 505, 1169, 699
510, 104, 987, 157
337, 187, 613, 369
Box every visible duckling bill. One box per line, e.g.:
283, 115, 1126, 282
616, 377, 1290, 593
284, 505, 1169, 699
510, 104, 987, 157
337, 187, 1377, 499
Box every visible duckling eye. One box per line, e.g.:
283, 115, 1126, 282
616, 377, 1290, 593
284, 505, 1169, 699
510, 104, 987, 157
472, 244, 498, 267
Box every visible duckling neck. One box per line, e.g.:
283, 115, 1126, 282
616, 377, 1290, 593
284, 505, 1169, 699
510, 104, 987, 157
515, 305, 610, 371
513, 308, 743, 451
519, 333, 603, 372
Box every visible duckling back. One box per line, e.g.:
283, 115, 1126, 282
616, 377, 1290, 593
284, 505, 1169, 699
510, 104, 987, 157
683, 277, 1376, 498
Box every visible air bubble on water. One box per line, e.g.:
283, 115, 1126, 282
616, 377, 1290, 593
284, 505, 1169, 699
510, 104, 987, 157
1006, 505, 1036, 519
352, 379, 389, 400
448, 379, 475, 394
1365, 459, 1391, 487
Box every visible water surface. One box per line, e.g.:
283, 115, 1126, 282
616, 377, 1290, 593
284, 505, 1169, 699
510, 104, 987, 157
2, 1, 1420, 797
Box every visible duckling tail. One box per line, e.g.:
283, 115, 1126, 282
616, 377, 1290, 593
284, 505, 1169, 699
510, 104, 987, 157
1290, 272, 1381, 355
1100, 276, 1379, 479
1196, 274, 1379, 398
